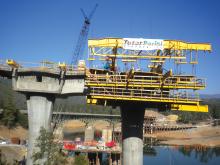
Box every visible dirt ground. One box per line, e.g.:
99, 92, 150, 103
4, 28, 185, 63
145, 125, 220, 147
0, 125, 28, 140
0, 126, 27, 164
63, 120, 86, 133
1, 123, 220, 163
63, 120, 113, 132
1, 124, 220, 148
0, 145, 26, 164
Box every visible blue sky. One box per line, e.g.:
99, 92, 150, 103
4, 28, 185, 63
0, 0, 219, 94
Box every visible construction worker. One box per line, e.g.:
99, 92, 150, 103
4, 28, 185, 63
104, 56, 111, 70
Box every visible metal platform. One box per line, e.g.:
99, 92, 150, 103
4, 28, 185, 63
86, 38, 211, 112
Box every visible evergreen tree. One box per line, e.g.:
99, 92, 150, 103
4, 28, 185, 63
1, 92, 18, 128
17, 112, 28, 129
32, 127, 67, 165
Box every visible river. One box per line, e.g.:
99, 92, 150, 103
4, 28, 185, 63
64, 132, 220, 164
143, 145, 220, 165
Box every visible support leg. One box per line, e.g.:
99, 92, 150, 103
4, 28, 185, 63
120, 103, 145, 165
26, 94, 54, 165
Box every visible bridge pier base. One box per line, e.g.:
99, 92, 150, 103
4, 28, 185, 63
111, 153, 121, 165
26, 94, 54, 165
120, 104, 145, 165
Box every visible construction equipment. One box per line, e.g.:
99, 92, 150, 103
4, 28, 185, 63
86, 38, 211, 112
6, 59, 20, 68
71, 4, 98, 65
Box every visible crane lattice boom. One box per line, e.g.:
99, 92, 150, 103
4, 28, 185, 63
71, 4, 98, 65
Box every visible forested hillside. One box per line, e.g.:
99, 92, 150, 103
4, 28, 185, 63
0, 78, 220, 128
0, 79, 120, 115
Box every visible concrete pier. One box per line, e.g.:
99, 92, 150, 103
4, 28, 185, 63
120, 104, 145, 165
9, 67, 85, 165
26, 94, 54, 165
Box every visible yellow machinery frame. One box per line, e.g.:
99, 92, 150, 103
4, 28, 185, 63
86, 38, 211, 112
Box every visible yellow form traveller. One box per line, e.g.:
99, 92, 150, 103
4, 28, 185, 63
86, 38, 211, 112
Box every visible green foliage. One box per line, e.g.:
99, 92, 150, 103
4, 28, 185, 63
1, 92, 18, 128
53, 95, 120, 115
0, 80, 28, 128
204, 99, 220, 119
32, 127, 67, 165
17, 112, 28, 129
0, 80, 26, 110
73, 154, 89, 165
1, 78, 220, 126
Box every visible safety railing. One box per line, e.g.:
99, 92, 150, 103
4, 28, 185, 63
86, 74, 206, 89
88, 86, 200, 103
0, 59, 86, 74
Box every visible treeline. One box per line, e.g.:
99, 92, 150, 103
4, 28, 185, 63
204, 98, 220, 119
160, 99, 220, 123
0, 79, 120, 114
0, 79, 119, 129
1, 78, 220, 127
54, 97, 120, 115
0, 79, 28, 128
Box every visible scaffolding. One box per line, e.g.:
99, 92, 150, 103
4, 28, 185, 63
86, 38, 211, 112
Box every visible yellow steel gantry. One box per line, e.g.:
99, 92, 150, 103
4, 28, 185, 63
86, 38, 211, 112
88, 38, 211, 50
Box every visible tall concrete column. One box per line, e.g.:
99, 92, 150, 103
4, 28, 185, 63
26, 94, 54, 165
120, 103, 145, 165
7, 65, 85, 165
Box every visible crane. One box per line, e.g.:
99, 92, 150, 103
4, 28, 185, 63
71, 4, 98, 65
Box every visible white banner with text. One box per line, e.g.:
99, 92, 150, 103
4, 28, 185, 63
123, 38, 164, 50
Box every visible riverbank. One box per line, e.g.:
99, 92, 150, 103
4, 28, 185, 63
144, 125, 220, 147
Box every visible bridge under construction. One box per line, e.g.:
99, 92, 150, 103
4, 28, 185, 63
85, 37, 211, 165
0, 37, 211, 165
86, 38, 210, 112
